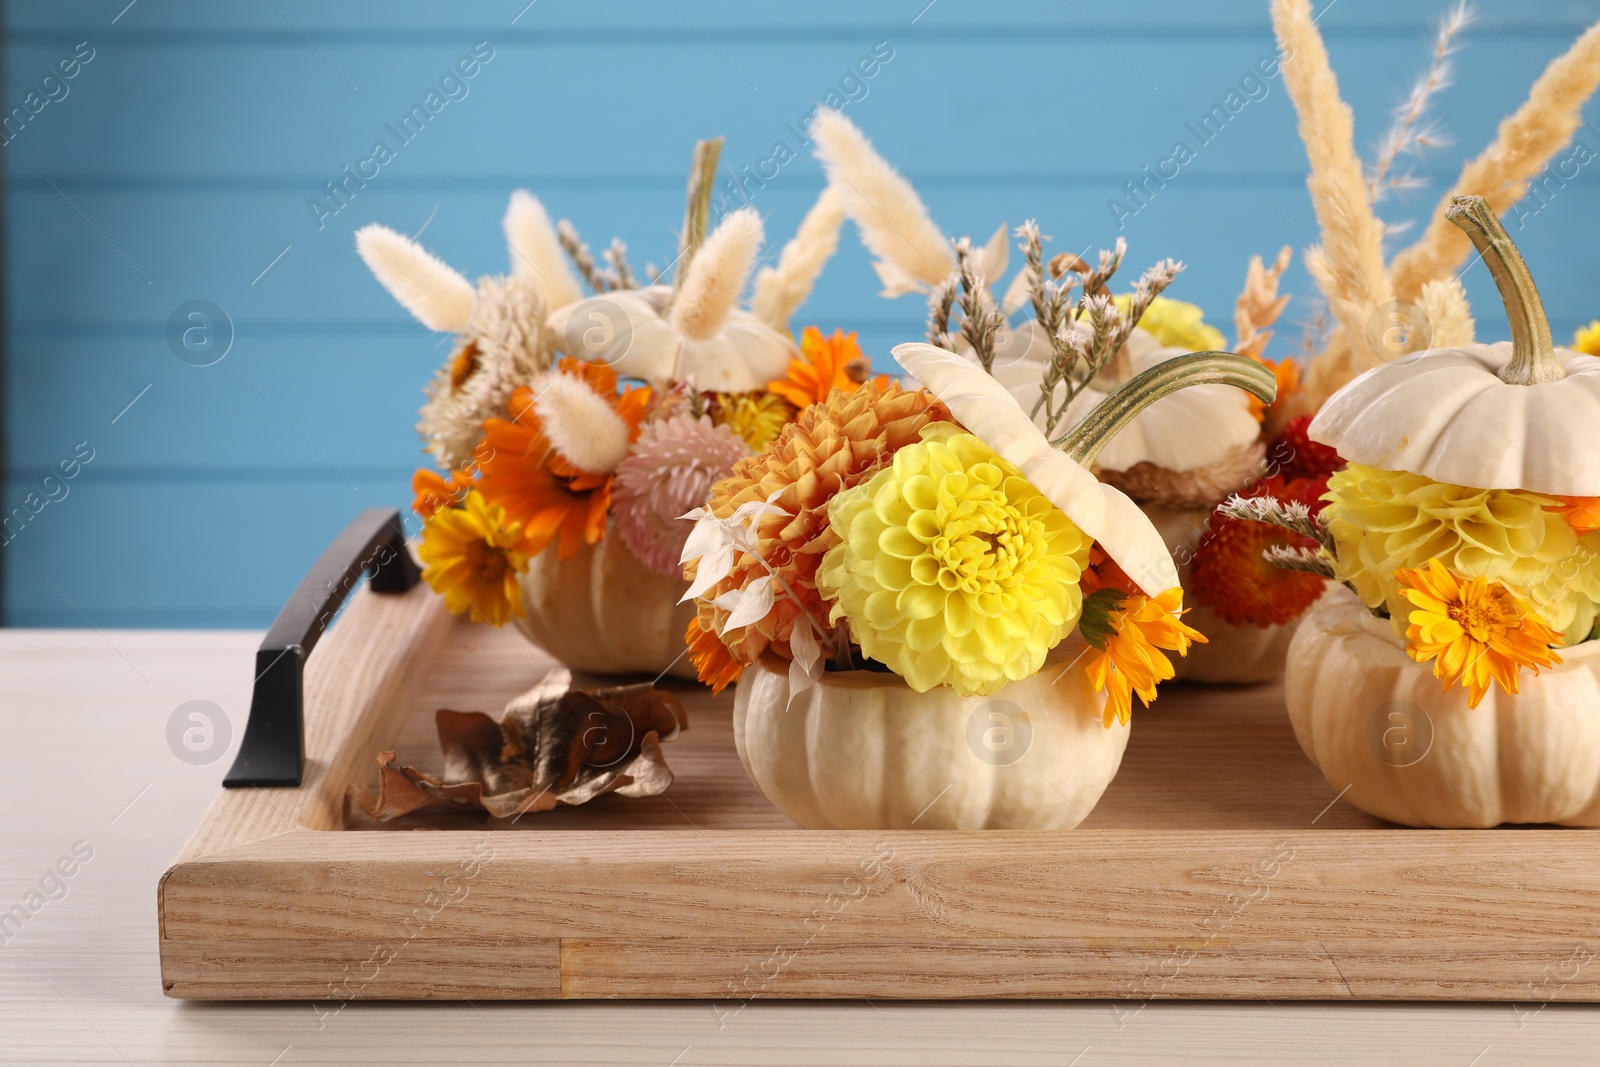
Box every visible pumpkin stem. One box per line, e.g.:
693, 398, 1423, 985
1444, 194, 1562, 386
673, 137, 724, 296
1053, 352, 1277, 467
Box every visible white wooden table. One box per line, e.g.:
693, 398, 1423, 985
3, 629, 1598, 1065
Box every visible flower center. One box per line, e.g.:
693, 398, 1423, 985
930, 482, 1039, 597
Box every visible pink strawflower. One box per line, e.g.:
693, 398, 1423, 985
613, 415, 751, 575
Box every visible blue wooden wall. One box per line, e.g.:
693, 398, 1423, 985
5, 0, 1599, 628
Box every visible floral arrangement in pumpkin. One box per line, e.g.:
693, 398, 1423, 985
806, 106, 1343, 663
1203, 0, 1600, 708
681, 234, 1280, 726
1223, 196, 1600, 709
353, 137, 882, 630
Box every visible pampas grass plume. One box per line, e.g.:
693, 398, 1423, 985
534, 373, 631, 474
752, 186, 846, 329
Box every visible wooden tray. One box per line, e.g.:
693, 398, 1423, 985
158, 517, 1600, 1002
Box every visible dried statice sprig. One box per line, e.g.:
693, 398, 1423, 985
1217, 493, 1336, 555
954, 237, 1006, 372
557, 219, 617, 293
604, 238, 638, 290
1263, 543, 1339, 579
1367, 1, 1471, 208
1026, 232, 1183, 439
926, 274, 957, 347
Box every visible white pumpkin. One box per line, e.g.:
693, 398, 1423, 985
1287, 196, 1600, 827
1285, 587, 1600, 827
1310, 200, 1599, 495
733, 651, 1128, 829
515, 526, 699, 681
547, 284, 796, 393
1145, 506, 1300, 684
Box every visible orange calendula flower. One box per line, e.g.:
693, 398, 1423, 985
411, 467, 475, 519
417, 490, 530, 627
1396, 558, 1562, 708
1083, 586, 1206, 728
1554, 496, 1600, 536
767, 326, 888, 411
684, 616, 742, 695
476, 359, 649, 560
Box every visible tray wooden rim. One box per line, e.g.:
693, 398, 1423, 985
157, 584, 1600, 1003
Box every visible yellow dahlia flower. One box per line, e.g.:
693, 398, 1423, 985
1323, 464, 1600, 646
1113, 294, 1225, 352
1574, 320, 1600, 358
417, 490, 530, 627
817, 423, 1091, 695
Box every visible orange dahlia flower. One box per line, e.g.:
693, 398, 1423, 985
476, 358, 650, 560
685, 380, 951, 676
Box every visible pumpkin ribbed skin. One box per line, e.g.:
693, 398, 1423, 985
1285, 586, 1600, 828
514, 528, 699, 680
732, 651, 1129, 830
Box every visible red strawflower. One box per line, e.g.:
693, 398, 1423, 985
1265, 414, 1344, 482
1189, 474, 1330, 628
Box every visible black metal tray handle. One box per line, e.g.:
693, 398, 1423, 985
223, 508, 420, 788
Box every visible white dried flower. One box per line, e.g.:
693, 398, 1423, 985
533, 371, 632, 475
417, 273, 552, 471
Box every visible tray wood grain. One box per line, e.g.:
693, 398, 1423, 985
157, 584, 1600, 1001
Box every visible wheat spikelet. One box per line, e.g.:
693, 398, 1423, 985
1388, 19, 1600, 301
751, 186, 846, 330
670, 207, 763, 342
1271, 0, 1393, 374
354, 224, 475, 333
1234, 246, 1294, 360
810, 107, 954, 297
504, 190, 583, 309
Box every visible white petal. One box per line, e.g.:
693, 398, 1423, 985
681, 543, 735, 602
679, 513, 724, 565
723, 575, 775, 629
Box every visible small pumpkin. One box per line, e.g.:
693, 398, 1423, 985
516, 524, 699, 681
714, 343, 1276, 830
1288, 195, 1600, 827
1286, 587, 1600, 827
734, 650, 1126, 830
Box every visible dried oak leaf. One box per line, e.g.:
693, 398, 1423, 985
353, 680, 688, 821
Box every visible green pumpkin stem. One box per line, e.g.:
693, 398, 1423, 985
1444, 194, 1563, 386
674, 136, 724, 295
1053, 352, 1277, 467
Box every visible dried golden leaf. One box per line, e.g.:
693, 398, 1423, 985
353, 680, 688, 821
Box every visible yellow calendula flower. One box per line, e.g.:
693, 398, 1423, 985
1082, 586, 1205, 728
417, 490, 530, 627
1573, 320, 1600, 357
1114, 295, 1226, 352
1322, 464, 1600, 646
1396, 558, 1562, 708
714, 391, 793, 451
817, 423, 1091, 696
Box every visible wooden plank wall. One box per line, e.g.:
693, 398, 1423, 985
3, 0, 1598, 627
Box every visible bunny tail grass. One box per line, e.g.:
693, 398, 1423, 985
355, 224, 475, 333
